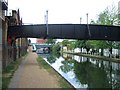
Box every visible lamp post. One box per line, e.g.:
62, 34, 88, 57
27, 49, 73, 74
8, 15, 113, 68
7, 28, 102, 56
86, 13, 88, 24
46, 10, 48, 36
44, 15, 46, 24
86, 13, 91, 38
80, 17, 82, 24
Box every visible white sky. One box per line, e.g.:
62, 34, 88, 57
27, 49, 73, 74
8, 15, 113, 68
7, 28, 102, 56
8, 0, 120, 24
8, 0, 120, 43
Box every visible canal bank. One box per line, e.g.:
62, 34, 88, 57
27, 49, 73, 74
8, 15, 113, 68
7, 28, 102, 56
63, 52, 120, 63
38, 53, 120, 89
37, 56, 75, 89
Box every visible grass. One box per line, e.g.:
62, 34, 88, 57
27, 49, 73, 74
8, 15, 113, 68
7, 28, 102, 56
2, 53, 28, 90
37, 56, 75, 89
0, 77, 2, 90
2, 60, 21, 90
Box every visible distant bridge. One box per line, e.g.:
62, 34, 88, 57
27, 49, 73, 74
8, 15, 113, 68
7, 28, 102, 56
35, 44, 52, 49
8, 24, 120, 41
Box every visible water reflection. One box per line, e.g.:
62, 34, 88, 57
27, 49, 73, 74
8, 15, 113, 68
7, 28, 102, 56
74, 59, 110, 88
38, 53, 50, 58
60, 60, 74, 73
39, 53, 120, 89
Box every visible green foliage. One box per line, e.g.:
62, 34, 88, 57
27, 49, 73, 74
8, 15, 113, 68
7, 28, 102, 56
47, 54, 57, 64
91, 40, 108, 49
2, 61, 20, 90
95, 5, 119, 56
96, 5, 118, 25
76, 40, 86, 48
47, 44, 61, 64
2, 53, 27, 90
60, 60, 74, 73
90, 20, 96, 24
74, 60, 110, 88
90, 4, 119, 54
52, 52, 60, 58
76, 40, 93, 53
114, 42, 120, 49
52, 44, 60, 52
60, 4, 119, 55
62, 40, 69, 46
46, 39, 56, 44
58, 78, 74, 89
67, 41, 76, 51
2, 77, 11, 90
37, 56, 50, 69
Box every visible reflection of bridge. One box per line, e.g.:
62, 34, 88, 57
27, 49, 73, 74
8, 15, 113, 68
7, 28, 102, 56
8, 24, 120, 41
35, 44, 52, 49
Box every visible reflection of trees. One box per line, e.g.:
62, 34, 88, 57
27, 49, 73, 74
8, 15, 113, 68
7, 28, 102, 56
62, 53, 73, 61
47, 51, 61, 64
104, 62, 120, 90
74, 61, 88, 84
60, 60, 74, 73
52, 51, 60, 58
111, 76, 120, 90
74, 60, 110, 88
47, 55, 56, 64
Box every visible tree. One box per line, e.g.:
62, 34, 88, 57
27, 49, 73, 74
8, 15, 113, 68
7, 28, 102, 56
94, 40, 108, 56
92, 5, 119, 57
96, 5, 118, 25
62, 40, 69, 46
52, 43, 61, 52
90, 19, 96, 24
76, 40, 86, 53
76, 40, 93, 54
46, 39, 56, 44
67, 41, 76, 52
114, 42, 120, 49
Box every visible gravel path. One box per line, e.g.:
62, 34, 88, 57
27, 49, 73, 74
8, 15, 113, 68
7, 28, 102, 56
8, 47, 60, 88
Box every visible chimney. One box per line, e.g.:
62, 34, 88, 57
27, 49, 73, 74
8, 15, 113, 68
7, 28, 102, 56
12, 10, 17, 16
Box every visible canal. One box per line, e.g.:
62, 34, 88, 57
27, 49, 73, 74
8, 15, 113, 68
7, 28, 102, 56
38, 53, 120, 89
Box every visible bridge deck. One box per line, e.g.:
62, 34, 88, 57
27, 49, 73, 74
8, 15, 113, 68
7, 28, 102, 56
8, 24, 120, 41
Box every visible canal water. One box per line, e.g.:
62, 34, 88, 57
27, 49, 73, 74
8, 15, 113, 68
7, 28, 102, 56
38, 53, 120, 89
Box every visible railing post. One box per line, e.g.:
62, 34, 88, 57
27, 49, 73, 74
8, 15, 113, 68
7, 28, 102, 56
46, 10, 48, 36
86, 13, 91, 38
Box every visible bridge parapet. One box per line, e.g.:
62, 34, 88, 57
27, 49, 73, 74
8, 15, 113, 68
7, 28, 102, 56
8, 24, 120, 41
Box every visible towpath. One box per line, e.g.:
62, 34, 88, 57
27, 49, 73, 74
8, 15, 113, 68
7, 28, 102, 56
8, 47, 60, 88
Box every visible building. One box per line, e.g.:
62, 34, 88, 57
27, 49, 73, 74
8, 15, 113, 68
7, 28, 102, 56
0, 0, 8, 68
36, 38, 47, 44
0, 0, 28, 68
2, 8, 28, 68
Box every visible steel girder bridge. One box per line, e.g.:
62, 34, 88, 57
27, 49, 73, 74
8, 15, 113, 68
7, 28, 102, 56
8, 24, 120, 41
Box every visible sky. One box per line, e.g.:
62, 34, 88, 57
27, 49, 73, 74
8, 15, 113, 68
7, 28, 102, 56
8, 0, 120, 24
8, 0, 120, 43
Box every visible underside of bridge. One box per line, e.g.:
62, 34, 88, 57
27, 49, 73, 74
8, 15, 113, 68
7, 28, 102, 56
8, 24, 120, 41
